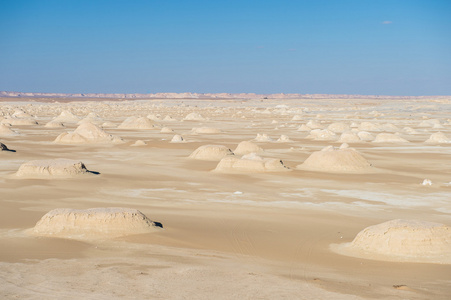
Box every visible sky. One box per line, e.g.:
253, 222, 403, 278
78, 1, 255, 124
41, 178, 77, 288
0, 0, 450, 95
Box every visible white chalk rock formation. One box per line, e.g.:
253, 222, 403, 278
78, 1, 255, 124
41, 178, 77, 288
118, 116, 156, 129
418, 119, 441, 128
1, 117, 38, 126
163, 115, 177, 122
170, 134, 186, 143
338, 132, 361, 143
54, 122, 123, 144
327, 122, 350, 133
307, 129, 337, 141
0, 124, 19, 136
131, 140, 147, 146
276, 135, 292, 142
333, 219, 451, 263
214, 153, 290, 173
184, 112, 205, 121
160, 127, 174, 133
297, 146, 372, 173
77, 112, 103, 125
147, 114, 162, 121
297, 124, 312, 132
15, 159, 91, 178
306, 120, 323, 129
425, 132, 451, 144
357, 131, 375, 141
372, 133, 409, 143
31, 207, 160, 239
52, 110, 80, 123
101, 121, 116, 128
189, 145, 234, 161
254, 133, 273, 142
358, 122, 382, 132
44, 120, 65, 128
234, 141, 263, 156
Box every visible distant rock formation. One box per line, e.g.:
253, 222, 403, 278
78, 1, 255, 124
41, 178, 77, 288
1, 90, 448, 100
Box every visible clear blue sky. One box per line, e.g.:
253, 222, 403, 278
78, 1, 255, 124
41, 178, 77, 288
0, 0, 450, 95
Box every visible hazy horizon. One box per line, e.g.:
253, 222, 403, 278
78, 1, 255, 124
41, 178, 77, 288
1, 0, 450, 96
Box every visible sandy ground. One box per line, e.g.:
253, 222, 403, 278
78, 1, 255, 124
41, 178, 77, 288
1, 97, 451, 299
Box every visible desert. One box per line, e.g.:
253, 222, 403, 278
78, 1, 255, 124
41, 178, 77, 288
1, 94, 450, 299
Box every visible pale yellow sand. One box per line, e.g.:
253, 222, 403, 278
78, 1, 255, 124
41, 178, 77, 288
1, 96, 451, 299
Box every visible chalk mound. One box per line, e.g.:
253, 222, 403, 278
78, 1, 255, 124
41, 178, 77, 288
306, 129, 336, 141
184, 112, 205, 121
163, 115, 177, 122
338, 132, 361, 143
0, 124, 19, 136
425, 132, 451, 144
234, 141, 263, 155
306, 120, 323, 129
327, 122, 350, 133
277, 135, 292, 142
170, 134, 186, 143
54, 122, 123, 144
77, 112, 104, 125
254, 133, 273, 142
189, 145, 234, 161
147, 114, 162, 121
297, 124, 312, 132
297, 146, 372, 173
214, 154, 290, 173
419, 119, 441, 128
357, 131, 374, 141
118, 116, 156, 129
358, 122, 381, 132
131, 140, 147, 146
101, 121, 116, 128
12, 109, 33, 118
373, 133, 409, 143
333, 219, 451, 264
1, 117, 38, 126
15, 159, 92, 178
31, 207, 161, 240
44, 120, 65, 128
160, 127, 174, 133
191, 127, 221, 134
53, 110, 80, 123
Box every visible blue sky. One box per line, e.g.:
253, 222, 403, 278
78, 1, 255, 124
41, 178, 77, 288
0, 0, 450, 95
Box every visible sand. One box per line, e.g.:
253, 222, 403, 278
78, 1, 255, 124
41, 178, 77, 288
1, 96, 451, 299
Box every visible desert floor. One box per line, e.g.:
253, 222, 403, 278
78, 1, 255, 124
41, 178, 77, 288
1, 97, 451, 299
